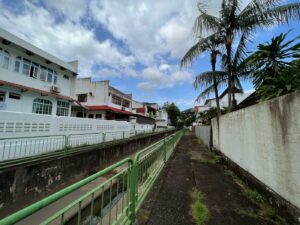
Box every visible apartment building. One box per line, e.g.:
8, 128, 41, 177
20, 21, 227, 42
0, 28, 78, 116
73, 78, 134, 121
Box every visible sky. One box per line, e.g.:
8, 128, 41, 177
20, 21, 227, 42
0, 0, 299, 110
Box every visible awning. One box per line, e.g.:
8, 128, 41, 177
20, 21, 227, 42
87, 105, 134, 115
0, 80, 75, 101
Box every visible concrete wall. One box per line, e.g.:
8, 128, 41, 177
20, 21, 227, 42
195, 125, 211, 147
0, 111, 131, 138
212, 91, 300, 210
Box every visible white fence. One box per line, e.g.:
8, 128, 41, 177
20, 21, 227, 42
0, 111, 166, 161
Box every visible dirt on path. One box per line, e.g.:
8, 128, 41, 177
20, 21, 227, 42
136, 132, 288, 225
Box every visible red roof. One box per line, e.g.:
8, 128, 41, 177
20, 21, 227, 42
87, 105, 134, 115
0, 80, 75, 101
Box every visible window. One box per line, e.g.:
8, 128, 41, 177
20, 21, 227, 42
30, 62, 39, 78
47, 69, 53, 82
53, 71, 58, 84
22, 59, 31, 75
56, 100, 69, 116
32, 98, 52, 115
39, 66, 47, 81
96, 114, 102, 119
88, 114, 94, 119
122, 99, 130, 108
63, 75, 69, 80
112, 94, 122, 105
2, 52, 10, 69
14, 57, 22, 73
9, 92, 21, 100
13, 56, 59, 84
78, 94, 87, 102
0, 91, 5, 102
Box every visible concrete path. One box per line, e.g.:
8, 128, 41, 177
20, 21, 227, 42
136, 132, 287, 225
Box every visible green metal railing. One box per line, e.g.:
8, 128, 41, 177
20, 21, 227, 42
0, 130, 183, 225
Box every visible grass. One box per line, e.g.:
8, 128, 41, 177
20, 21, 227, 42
137, 209, 151, 223
190, 141, 221, 165
224, 169, 289, 225
191, 189, 209, 225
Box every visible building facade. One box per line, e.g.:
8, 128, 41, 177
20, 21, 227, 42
0, 28, 78, 117
155, 109, 169, 127
73, 78, 133, 121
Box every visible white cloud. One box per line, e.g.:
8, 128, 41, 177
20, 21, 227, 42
137, 65, 193, 91
42, 0, 88, 23
0, 0, 253, 93
90, 0, 199, 65
159, 64, 171, 71
0, 1, 135, 77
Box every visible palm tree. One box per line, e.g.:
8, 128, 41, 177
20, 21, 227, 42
193, 70, 243, 106
193, 0, 300, 111
221, 31, 253, 107
245, 31, 300, 99
181, 34, 223, 119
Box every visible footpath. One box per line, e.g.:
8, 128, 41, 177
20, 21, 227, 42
136, 132, 288, 225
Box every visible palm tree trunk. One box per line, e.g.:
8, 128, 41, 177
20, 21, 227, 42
211, 52, 221, 127
232, 74, 237, 108
226, 36, 232, 112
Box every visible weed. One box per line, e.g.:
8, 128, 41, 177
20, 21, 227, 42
224, 169, 289, 225
197, 139, 204, 145
191, 189, 209, 225
137, 209, 151, 223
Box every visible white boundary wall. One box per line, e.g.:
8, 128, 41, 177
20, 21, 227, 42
0, 111, 156, 138
0, 111, 158, 161
212, 91, 300, 209
195, 125, 211, 147
0, 111, 132, 138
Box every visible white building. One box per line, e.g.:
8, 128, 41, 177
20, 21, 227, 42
155, 109, 169, 127
0, 28, 78, 116
73, 78, 134, 121
204, 89, 255, 109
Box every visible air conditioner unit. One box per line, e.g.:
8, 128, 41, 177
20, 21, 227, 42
50, 86, 60, 93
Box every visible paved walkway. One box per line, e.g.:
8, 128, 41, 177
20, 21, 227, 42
136, 132, 286, 225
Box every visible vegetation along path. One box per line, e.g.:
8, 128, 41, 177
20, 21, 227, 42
136, 132, 289, 225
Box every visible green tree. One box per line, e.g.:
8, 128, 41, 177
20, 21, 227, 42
163, 102, 180, 127
188, 33, 250, 118
181, 34, 223, 120
180, 108, 195, 127
191, 0, 300, 111
246, 31, 300, 99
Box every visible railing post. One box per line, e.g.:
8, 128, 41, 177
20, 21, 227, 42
64, 135, 69, 154
129, 161, 137, 223
102, 133, 106, 143
163, 139, 167, 163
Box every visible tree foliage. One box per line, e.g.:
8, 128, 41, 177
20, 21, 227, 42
196, 108, 226, 125
180, 108, 195, 127
183, 0, 300, 111
163, 102, 181, 127
246, 31, 300, 99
